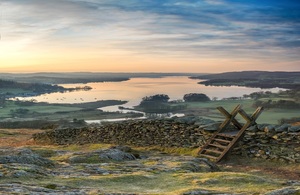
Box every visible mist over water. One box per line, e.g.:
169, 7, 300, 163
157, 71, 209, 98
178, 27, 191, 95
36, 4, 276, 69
16, 76, 283, 111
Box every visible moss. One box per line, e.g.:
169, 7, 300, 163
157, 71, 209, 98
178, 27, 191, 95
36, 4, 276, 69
69, 155, 104, 164
32, 149, 57, 157
44, 184, 57, 189
87, 143, 112, 150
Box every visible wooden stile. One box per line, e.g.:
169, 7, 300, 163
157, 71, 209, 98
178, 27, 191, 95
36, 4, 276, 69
198, 105, 263, 162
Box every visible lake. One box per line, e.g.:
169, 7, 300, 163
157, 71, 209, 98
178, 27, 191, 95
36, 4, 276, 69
16, 76, 283, 112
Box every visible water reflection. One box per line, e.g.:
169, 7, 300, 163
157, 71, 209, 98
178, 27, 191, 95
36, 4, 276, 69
85, 112, 185, 124
14, 76, 284, 112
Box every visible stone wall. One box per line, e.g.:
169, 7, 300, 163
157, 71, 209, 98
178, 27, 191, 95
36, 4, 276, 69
33, 118, 300, 162
233, 124, 300, 162
33, 119, 210, 147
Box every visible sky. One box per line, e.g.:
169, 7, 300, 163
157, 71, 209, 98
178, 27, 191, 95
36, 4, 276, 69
0, 0, 299, 73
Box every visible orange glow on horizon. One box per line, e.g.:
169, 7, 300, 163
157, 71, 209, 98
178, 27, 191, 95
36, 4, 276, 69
1, 38, 299, 73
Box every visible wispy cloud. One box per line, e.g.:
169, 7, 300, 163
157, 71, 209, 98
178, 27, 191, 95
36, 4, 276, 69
1, 0, 300, 71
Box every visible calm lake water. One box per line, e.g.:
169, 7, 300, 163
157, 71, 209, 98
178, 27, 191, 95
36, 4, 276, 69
17, 76, 283, 112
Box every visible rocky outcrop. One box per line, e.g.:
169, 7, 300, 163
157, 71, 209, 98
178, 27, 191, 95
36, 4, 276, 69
0, 148, 55, 179
33, 118, 300, 162
0, 148, 54, 167
69, 147, 137, 164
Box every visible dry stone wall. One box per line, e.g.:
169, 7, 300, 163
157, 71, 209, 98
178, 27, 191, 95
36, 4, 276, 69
33, 118, 300, 162
232, 124, 300, 162
33, 119, 210, 147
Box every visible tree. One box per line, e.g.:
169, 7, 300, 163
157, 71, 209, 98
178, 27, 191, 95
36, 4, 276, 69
138, 94, 172, 113
140, 94, 170, 105
183, 93, 210, 102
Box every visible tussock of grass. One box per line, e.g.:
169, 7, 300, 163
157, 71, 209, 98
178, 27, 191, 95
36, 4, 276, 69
50, 153, 73, 162
69, 155, 105, 164
87, 143, 112, 150
31, 149, 57, 157
60, 143, 112, 152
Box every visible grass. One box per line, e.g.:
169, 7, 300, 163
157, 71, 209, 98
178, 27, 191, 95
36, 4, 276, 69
2, 91, 299, 124
0, 171, 287, 194
0, 100, 141, 121
136, 146, 199, 157
183, 172, 281, 194
0, 101, 82, 118
0, 88, 29, 94
27, 106, 82, 113
31, 149, 57, 158
179, 99, 300, 124
58, 143, 112, 152
258, 108, 300, 124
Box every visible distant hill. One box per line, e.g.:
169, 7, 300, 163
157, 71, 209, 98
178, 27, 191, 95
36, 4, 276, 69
0, 72, 205, 84
190, 71, 300, 89
191, 71, 300, 80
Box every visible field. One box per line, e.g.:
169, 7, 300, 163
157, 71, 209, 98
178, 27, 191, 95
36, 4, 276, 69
181, 99, 300, 124
0, 100, 142, 123
1, 96, 299, 125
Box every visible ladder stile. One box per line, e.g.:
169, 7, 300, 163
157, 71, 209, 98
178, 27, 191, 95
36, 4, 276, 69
198, 105, 263, 162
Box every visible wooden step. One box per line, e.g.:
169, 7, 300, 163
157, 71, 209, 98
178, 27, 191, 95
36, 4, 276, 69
203, 149, 223, 154
208, 144, 227, 149
213, 138, 231, 144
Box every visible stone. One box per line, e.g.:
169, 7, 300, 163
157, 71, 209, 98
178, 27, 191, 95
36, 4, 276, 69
99, 148, 136, 161
288, 126, 300, 132
0, 148, 54, 167
275, 124, 290, 132
199, 123, 220, 131
247, 125, 258, 131
264, 125, 276, 132
264, 187, 300, 195
13, 170, 29, 178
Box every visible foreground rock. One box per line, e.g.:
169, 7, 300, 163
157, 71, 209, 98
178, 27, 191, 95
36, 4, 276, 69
0, 145, 222, 194
0, 148, 55, 179
0, 144, 298, 194
0, 148, 54, 167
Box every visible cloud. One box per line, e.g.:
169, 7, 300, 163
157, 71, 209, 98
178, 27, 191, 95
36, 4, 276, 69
2, 0, 300, 63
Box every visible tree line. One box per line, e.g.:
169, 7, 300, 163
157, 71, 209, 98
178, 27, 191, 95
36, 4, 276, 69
137, 93, 211, 113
